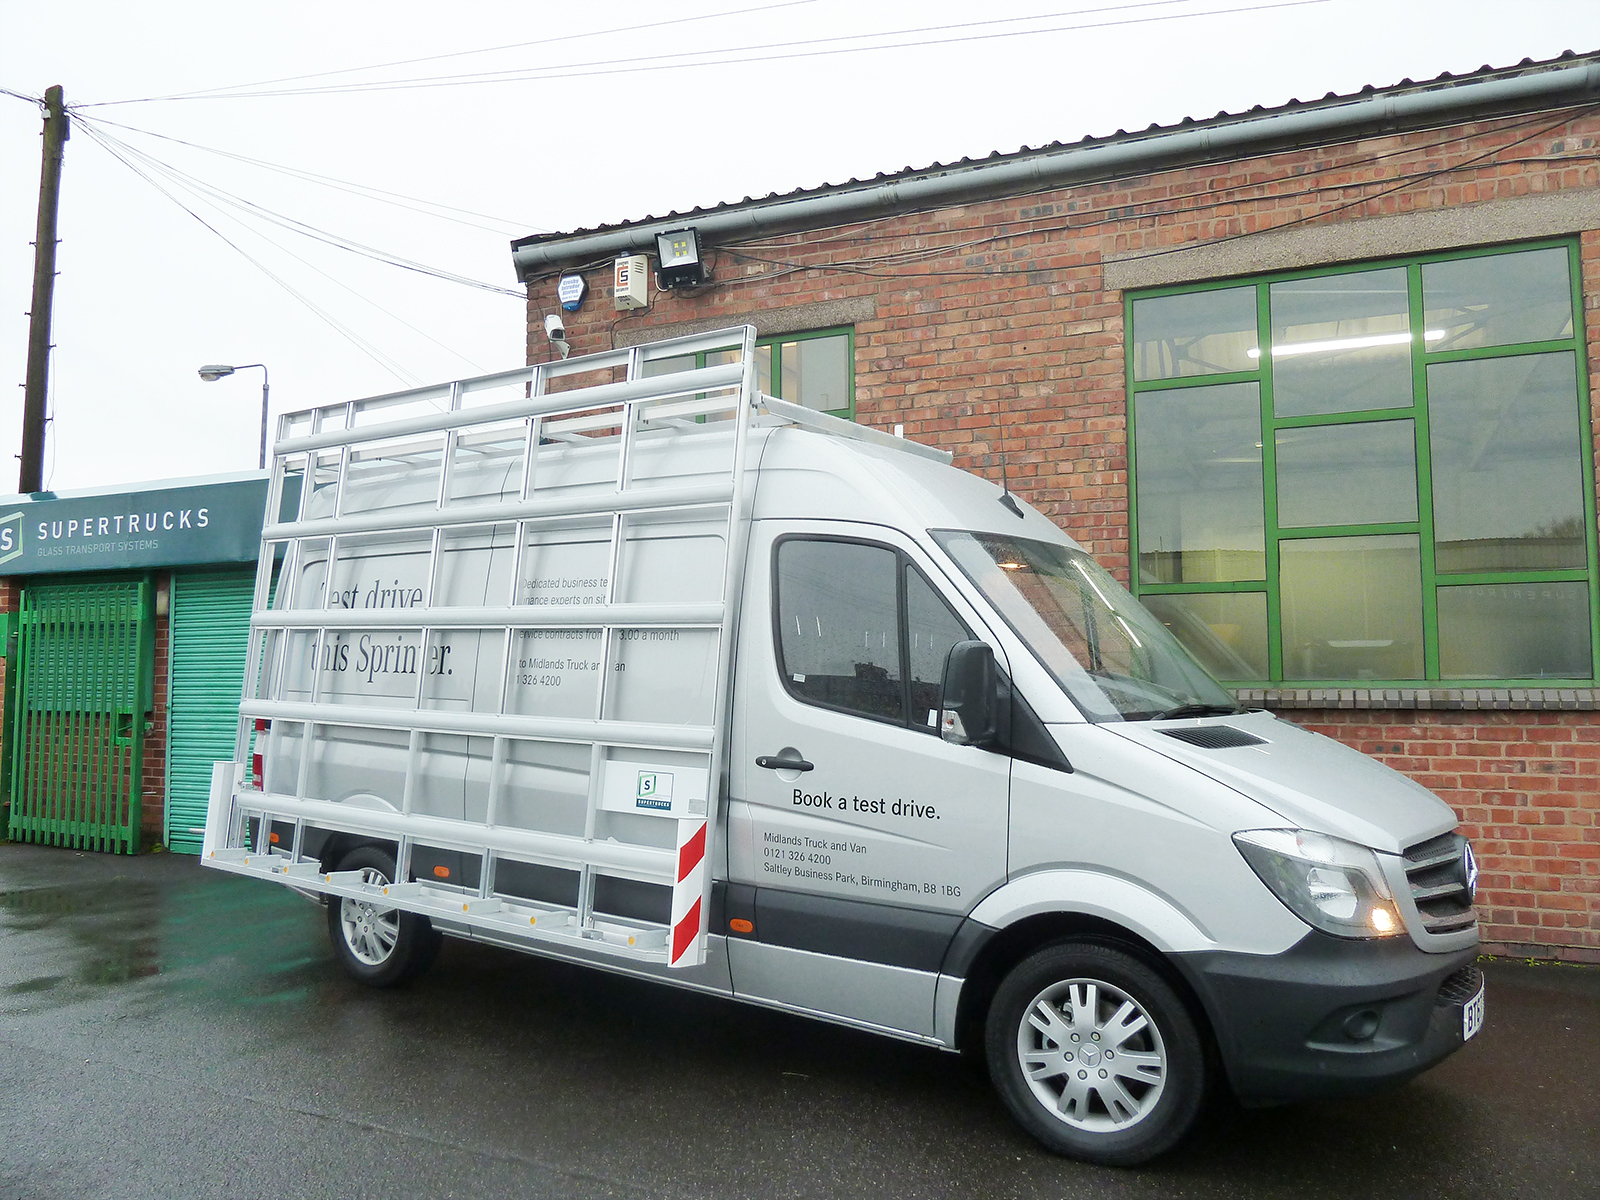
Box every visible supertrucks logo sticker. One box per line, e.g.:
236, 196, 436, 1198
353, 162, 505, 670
636, 771, 673, 812
0, 513, 21, 567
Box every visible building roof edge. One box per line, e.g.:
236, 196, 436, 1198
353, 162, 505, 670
510, 52, 1600, 282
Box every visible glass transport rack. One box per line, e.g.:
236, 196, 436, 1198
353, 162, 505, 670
201, 328, 772, 968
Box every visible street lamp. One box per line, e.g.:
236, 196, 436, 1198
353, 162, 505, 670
197, 363, 270, 470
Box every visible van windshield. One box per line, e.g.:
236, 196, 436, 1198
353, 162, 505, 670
932, 530, 1241, 723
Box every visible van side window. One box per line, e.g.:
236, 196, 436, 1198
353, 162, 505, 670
905, 565, 972, 731
775, 538, 973, 731
776, 540, 904, 722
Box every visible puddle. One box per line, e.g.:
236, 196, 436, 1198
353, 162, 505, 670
0, 881, 163, 998
7, 974, 65, 994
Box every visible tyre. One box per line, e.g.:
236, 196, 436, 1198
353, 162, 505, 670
325, 847, 441, 987
985, 941, 1205, 1166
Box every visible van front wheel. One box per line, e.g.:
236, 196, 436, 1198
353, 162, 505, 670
325, 847, 441, 987
985, 942, 1204, 1166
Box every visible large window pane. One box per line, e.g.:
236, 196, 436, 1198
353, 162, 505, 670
776, 540, 902, 722
1280, 535, 1423, 681
1275, 420, 1418, 528
1269, 268, 1413, 417
706, 345, 773, 394
781, 335, 850, 414
1134, 383, 1265, 584
1131, 287, 1257, 381
640, 353, 696, 377
1423, 247, 1574, 351
1428, 353, 1587, 572
1438, 582, 1593, 680
1142, 591, 1269, 681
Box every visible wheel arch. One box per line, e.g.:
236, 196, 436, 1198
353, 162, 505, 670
950, 910, 1219, 1061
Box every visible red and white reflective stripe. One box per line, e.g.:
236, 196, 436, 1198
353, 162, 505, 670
669, 818, 708, 968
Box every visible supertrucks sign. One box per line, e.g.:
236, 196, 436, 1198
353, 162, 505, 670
0, 478, 269, 575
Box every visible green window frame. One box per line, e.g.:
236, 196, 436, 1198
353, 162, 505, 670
1126, 239, 1600, 687
643, 326, 855, 419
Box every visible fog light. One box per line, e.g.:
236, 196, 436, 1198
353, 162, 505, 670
1370, 907, 1397, 934
1343, 1009, 1381, 1041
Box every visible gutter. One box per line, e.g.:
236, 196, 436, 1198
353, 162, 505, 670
510, 59, 1600, 282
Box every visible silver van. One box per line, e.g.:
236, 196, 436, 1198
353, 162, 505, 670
205, 328, 1482, 1165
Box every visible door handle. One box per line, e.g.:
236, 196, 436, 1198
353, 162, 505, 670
756, 749, 814, 772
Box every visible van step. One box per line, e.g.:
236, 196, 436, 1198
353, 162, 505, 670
207, 846, 678, 964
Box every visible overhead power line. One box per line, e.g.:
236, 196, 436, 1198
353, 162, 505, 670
77, 113, 547, 235
77, 119, 427, 387
73, 113, 524, 298
110, 0, 819, 104
80, 1, 1329, 105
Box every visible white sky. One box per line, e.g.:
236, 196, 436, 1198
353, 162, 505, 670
2, 0, 1597, 494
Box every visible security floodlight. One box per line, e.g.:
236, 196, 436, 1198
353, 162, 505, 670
198, 361, 270, 469
655, 227, 705, 288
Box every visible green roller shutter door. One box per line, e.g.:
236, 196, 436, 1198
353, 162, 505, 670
165, 570, 256, 853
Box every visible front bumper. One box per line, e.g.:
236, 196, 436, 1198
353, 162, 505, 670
1173, 931, 1481, 1106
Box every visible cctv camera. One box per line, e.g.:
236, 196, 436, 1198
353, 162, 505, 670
544, 313, 566, 341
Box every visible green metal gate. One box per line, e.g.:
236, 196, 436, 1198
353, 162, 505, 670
7, 580, 153, 854
165, 571, 256, 854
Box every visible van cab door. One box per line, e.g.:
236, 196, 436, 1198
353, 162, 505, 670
725, 521, 1011, 1037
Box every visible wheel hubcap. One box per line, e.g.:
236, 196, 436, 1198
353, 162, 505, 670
339, 867, 399, 966
1016, 977, 1167, 1133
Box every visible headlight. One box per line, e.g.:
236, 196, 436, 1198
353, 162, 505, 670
1234, 829, 1402, 939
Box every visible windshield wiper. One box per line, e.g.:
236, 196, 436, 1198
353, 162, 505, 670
1154, 702, 1244, 720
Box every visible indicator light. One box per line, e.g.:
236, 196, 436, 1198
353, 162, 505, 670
433, 865, 451, 879
729, 918, 754, 933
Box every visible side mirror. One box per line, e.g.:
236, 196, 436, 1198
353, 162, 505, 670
940, 640, 999, 747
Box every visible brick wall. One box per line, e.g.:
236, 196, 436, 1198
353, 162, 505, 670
527, 104, 1600, 959
532, 107, 1600, 582
1298, 710, 1600, 960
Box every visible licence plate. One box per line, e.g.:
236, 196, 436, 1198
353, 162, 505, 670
1462, 984, 1485, 1041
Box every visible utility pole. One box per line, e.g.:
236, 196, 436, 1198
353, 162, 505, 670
19, 85, 67, 495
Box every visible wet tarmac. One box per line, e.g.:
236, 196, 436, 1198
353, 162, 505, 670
1, 842, 1596, 1200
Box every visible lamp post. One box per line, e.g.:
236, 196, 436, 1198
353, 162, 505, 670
197, 363, 269, 470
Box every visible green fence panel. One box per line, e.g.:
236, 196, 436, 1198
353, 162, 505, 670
7, 580, 150, 854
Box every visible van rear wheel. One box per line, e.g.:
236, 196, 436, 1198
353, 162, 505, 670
985, 942, 1204, 1166
325, 847, 441, 987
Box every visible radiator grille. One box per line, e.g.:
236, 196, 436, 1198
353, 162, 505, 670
1404, 831, 1477, 935
1436, 964, 1484, 1006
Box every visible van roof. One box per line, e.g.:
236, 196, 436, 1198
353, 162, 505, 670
752, 423, 1077, 550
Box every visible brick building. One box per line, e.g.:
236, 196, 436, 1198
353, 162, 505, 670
509, 53, 1600, 960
